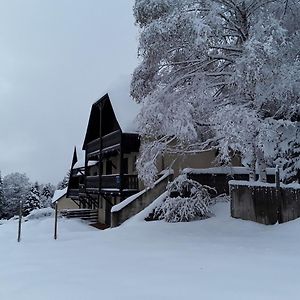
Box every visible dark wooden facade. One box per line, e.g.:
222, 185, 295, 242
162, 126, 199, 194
67, 94, 140, 223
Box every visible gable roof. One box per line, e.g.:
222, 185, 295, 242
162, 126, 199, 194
82, 76, 140, 149
52, 188, 67, 204
106, 75, 140, 133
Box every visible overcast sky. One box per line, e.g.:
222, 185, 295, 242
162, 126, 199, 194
0, 0, 138, 184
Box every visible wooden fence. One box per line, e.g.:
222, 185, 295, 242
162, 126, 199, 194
184, 167, 275, 195
230, 181, 300, 225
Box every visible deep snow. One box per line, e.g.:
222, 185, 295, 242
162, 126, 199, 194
0, 202, 300, 300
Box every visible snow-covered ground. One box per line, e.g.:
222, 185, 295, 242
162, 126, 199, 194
1, 202, 300, 300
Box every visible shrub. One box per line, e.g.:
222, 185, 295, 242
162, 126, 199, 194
154, 175, 213, 222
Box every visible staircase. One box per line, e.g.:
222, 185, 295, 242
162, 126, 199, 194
60, 209, 98, 224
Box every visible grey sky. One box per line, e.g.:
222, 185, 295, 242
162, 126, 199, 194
0, 0, 138, 184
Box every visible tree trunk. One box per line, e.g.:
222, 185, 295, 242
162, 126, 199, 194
256, 146, 267, 182
249, 155, 256, 182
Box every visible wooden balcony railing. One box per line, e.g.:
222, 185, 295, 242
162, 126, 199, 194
86, 131, 122, 156
68, 188, 79, 199
123, 175, 139, 190
102, 130, 121, 149
86, 138, 101, 155
85, 174, 138, 191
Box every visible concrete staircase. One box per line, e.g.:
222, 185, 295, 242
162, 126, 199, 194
61, 209, 98, 224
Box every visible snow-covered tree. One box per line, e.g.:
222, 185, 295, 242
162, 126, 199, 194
23, 183, 41, 216
154, 174, 212, 222
2, 172, 31, 218
0, 172, 4, 219
57, 170, 70, 190
132, 0, 300, 185
273, 122, 300, 183
40, 184, 55, 208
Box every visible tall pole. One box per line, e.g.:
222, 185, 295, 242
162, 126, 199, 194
54, 202, 58, 240
17, 200, 23, 243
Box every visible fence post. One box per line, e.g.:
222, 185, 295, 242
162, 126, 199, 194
275, 165, 280, 190
275, 165, 282, 223
17, 200, 23, 243
54, 202, 58, 240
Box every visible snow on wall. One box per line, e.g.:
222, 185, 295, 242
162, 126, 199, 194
111, 169, 173, 213
183, 166, 276, 175
229, 180, 300, 189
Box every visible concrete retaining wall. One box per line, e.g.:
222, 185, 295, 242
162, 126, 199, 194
111, 172, 173, 227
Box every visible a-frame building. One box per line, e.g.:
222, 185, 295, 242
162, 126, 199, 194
67, 93, 140, 225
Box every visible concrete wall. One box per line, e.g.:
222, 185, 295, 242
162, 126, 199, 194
158, 149, 240, 178
111, 172, 173, 227
57, 196, 79, 211
98, 195, 122, 225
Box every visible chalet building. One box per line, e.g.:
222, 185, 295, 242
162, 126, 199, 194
67, 87, 141, 225
66, 78, 240, 226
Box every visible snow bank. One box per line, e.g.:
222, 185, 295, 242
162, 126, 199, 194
2, 202, 300, 300
25, 207, 54, 220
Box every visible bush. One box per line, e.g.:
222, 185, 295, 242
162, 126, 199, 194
154, 175, 213, 222
25, 207, 54, 221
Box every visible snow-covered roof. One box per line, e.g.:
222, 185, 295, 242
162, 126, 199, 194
72, 150, 85, 169
73, 158, 84, 169
73, 159, 98, 169
104, 75, 141, 133
52, 188, 67, 204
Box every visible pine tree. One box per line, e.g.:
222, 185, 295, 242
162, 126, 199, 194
282, 142, 300, 184
0, 172, 5, 219
23, 183, 41, 216
57, 170, 70, 190
279, 124, 300, 184
40, 184, 54, 208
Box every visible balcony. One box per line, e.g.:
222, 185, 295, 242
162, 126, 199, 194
102, 130, 121, 150
85, 174, 138, 192
86, 138, 101, 155
68, 188, 79, 199
86, 130, 122, 156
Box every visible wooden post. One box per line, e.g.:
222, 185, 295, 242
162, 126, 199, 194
17, 200, 23, 243
275, 165, 280, 190
54, 202, 58, 240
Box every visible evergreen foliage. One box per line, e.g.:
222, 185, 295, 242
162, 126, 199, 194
57, 170, 70, 190
0, 172, 4, 219
23, 183, 41, 216
40, 184, 55, 208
